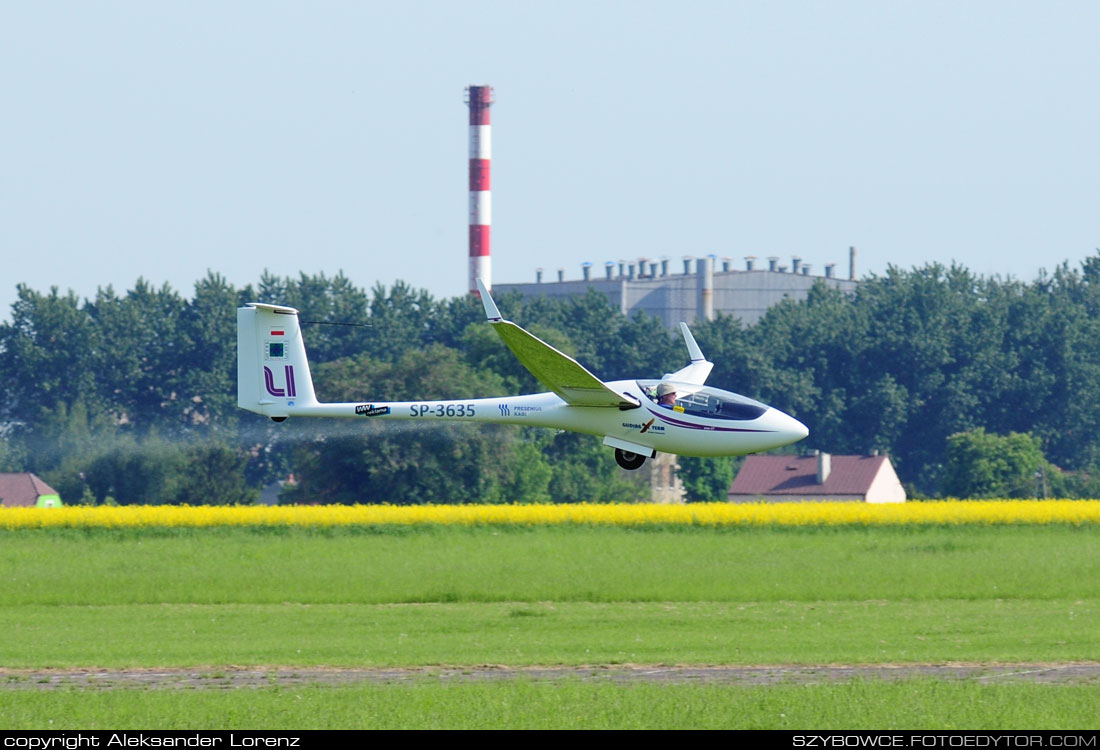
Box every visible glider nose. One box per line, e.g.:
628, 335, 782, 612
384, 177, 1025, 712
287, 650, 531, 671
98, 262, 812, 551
770, 409, 809, 447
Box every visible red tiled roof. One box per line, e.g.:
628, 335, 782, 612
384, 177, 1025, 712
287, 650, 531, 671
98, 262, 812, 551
729, 455, 888, 496
0, 473, 60, 507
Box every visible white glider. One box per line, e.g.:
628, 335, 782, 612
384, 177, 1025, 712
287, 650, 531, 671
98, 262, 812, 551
237, 280, 808, 470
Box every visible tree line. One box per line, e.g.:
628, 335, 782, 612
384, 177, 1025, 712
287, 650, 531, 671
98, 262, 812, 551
2, 256, 1099, 504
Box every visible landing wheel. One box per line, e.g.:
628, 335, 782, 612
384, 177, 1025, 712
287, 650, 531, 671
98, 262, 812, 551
615, 448, 647, 471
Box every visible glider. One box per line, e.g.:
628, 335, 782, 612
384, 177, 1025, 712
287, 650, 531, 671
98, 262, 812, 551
237, 280, 808, 470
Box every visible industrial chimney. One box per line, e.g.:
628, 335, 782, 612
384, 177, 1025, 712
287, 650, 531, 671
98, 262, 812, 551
465, 85, 493, 294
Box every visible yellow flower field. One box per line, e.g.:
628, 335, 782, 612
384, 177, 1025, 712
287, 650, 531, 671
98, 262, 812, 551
2, 500, 1100, 530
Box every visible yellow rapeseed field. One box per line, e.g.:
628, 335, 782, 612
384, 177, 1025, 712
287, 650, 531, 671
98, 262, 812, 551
1, 500, 1100, 530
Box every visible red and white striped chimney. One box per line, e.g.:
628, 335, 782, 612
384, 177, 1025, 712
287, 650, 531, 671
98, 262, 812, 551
466, 85, 493, 295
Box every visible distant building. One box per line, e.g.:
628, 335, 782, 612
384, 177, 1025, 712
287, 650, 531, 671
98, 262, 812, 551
259, 474, 297, 506
0, 473, 63, 507
494, 251, 859, 329
728, 452, 906, 503
646, 453, 685, 504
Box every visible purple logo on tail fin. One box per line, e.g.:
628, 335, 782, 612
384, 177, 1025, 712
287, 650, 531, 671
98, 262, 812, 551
265, 366, 296, 398
285, 365, 296, 398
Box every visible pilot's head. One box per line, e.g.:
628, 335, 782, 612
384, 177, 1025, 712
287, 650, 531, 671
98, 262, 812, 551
657, 382, 676, 406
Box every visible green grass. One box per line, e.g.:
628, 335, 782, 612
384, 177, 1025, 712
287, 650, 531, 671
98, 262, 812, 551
2, 600, 1098, 667
3, 524, 1099, 605
4, 524, 1099, 729
2, 680, 1098, 729
1, 525, 1098, 668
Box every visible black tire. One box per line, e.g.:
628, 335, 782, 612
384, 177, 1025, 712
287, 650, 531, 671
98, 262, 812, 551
614, 448, 647, 470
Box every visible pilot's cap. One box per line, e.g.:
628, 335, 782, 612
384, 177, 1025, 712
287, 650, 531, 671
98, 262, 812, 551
657, 382, 676, 396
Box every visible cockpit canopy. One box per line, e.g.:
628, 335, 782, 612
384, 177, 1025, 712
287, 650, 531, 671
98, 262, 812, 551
638, 380, 770, 421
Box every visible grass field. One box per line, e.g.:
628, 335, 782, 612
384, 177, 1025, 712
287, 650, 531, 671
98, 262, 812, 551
4, 681, 1099, 730
3, 521, 1098, 728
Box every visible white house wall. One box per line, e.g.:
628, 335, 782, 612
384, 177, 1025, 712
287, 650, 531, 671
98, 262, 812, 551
866, 460, 907, 503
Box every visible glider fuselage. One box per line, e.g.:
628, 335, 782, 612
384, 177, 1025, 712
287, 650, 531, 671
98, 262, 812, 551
280, 379, 806, 458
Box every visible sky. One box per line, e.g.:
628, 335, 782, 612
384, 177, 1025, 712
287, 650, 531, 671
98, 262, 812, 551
2, 1, 1098, 316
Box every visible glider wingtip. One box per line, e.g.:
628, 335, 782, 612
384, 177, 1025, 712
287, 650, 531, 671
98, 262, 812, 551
475, 279, 503, 321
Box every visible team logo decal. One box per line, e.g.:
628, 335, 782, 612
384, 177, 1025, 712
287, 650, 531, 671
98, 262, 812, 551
264, 365, 297, 398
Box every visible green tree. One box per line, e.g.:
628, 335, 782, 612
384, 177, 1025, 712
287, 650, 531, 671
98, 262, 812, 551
180, 272, 241, 431
82, 433, 187, 505
0, 285, 99, 424
281, 271, 372, 363
362, 280, 439, 362
678, 456, 738, 502
85, 280, 189, 429
0, 429, 26, 473
544, 432, 649, 503
174, 442, 259, 505
941, 428, 1052, 498
33, 401, 115, 500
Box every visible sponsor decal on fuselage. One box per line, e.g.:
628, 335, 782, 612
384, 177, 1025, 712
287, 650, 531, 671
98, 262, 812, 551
622, 421, 665, 433
355, 404, 390, 417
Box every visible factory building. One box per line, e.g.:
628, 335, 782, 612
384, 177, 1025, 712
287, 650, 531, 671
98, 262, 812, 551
461, 85, 858, 328
494, 250, 859, 328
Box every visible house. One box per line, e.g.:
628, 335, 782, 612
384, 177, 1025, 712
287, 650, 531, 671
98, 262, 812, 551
728, 452, 906, 503
0, 473, 63, 507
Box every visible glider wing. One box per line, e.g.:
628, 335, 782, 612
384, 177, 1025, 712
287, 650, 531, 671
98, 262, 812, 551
476, 280, 639, 408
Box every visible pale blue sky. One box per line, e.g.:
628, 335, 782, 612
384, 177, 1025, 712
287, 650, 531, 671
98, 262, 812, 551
2, 1, 1097, 316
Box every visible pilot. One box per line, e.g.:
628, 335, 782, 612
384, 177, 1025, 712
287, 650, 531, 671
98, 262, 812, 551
657, 382, 677, 407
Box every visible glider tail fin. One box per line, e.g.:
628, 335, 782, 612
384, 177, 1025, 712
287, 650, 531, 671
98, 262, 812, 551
661, 323, 714, 385
237, 303, 319, 418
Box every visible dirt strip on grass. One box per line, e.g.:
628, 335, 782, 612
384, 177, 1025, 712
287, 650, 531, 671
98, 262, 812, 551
4, 664, 1100, 690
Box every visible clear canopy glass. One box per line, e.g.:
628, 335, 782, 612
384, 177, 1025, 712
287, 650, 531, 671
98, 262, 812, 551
637, 380, 769, 421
